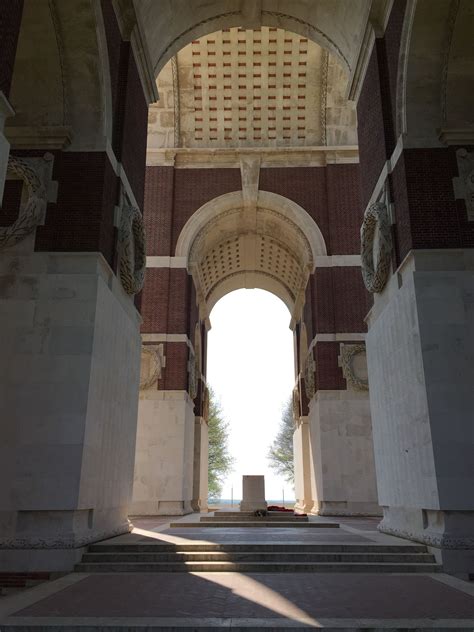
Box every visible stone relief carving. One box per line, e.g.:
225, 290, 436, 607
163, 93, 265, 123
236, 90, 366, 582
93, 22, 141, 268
339, 344, 369, 391
0, 156, 49, 251
303, 351, 316, 401
360, 201, 392, 293
139, 344, 164, 390
119, 205, 147, 295
453, 149, 474, 220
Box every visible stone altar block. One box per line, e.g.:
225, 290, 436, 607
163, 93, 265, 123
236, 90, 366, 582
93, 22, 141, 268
240, 475, 267, 512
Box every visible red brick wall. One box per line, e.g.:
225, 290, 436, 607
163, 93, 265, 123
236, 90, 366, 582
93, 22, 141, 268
144, 166, 174, 256
141, 267, 190, 334
33, 151, 118, 266
315, 342, 346, 391
0, 0, 24, 97
121, 51, 148, 210
158, 341, 189, 391
259, 167, 329, 244
171, 168, 241, 252
311, 268, 369, 336
326, 164, 362, 254
357, 48, 386, 209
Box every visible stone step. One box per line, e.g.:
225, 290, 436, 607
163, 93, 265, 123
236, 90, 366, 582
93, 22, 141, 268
88, 542, 429, 553
81, 551, 436, 563
75, 561, 442, 573
200, 516, 309, 522
167, 521, 339, 528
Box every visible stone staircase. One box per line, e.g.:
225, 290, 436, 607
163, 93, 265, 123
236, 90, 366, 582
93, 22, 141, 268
76, 543, 440, 574
168, 510, 338, 528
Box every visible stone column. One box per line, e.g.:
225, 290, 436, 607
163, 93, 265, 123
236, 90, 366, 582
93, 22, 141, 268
308, 389, 380, 516
131, 390, 195, 515
191, 416, 208, 512
293, 417, 314, 512
0, 247, 142, 571
367, 249, 474, 575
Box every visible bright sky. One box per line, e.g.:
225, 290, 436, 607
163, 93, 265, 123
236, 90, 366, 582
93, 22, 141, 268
207, 289, 295, 501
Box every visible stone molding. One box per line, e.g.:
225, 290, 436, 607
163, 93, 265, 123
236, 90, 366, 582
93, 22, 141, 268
139, 344, 165, 390
119, 205, 147, 294
5, 125, 73, 149
0, 155, 49, 251
378, 522, 474, 550
146, 256, 187, 268
315, 254, 361, 267
339, 343, 369, 391
147, 146, 359, 169
360, 201, 393, 293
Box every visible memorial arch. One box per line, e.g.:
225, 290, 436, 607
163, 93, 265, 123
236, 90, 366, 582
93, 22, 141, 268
0, 0, 473, 578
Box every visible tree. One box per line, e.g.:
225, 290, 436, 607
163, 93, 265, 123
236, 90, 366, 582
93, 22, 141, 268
267, 397, 295, 483
208, 388, 234, 501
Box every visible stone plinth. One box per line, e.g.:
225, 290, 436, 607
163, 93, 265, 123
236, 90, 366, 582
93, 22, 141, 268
240, 476, 267, 512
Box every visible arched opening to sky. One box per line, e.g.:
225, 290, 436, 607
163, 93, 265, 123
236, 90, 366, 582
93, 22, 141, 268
207, 288, 295, 502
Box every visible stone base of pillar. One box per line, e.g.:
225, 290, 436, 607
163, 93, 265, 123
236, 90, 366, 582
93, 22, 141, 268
367, 249, 474, 576
191, 417, 208, 513
0, 251, 141, 571
293, 417, 314, 514
131, 390, 195, 516
308, 390, 380, 517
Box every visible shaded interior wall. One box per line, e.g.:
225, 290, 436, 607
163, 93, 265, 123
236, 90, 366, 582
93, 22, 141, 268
0, 0, 24, 97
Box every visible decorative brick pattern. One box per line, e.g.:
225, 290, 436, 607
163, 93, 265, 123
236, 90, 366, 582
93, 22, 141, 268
0, 0, 24, 97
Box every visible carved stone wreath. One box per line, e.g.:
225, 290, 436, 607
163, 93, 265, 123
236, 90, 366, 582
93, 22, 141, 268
360, 201, 392, 293
0, 156, 48, 251
303, 351, 316, 401
339, 344, 369, 391
119, 205, 146, 295
139, 345, 163, 390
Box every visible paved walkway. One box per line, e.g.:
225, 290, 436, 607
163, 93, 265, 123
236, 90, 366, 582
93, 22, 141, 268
1, 514, 473, 630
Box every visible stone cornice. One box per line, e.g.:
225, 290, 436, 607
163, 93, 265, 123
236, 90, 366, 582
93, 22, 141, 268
146, 146, 359, 169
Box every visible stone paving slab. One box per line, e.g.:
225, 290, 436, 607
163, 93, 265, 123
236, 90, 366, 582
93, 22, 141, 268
5, 573, 474, 619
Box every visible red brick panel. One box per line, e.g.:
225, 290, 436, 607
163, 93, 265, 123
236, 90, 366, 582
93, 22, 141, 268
141, 267, 190, 334
144, 166, 174, 256
404, 147, 474, 251
333, 267, 369, 333
172, 169, 241, 252
159, 341, 189, 391
259, 167, 329, 243
326, 164, 362, 254
189, 281, 199, 341
34, 152, 118, 267
0, 0, 24, 97
390, 152, 412, 265
311, 268, 334, 334
315, 342, 346, 391
0, 179, 22, 226
357, 48, 386, 209
121, 51, 148, 210
141, 268, 170, 332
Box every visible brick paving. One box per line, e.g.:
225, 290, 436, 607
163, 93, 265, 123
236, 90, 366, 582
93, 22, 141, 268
12, 573, 474, 619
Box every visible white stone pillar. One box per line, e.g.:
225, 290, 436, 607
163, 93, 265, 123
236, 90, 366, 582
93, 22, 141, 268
293, 417, 314, 512
308, 390, 380, 516
0, 251, 141, 571
131, 390, 195, 515
0, 91, 15, 203
366, 249, 474, 575
192, 416, 208, 512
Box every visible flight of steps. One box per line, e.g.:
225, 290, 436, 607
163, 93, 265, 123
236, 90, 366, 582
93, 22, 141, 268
168, 510, 338, 528
76, 542, 441, 574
